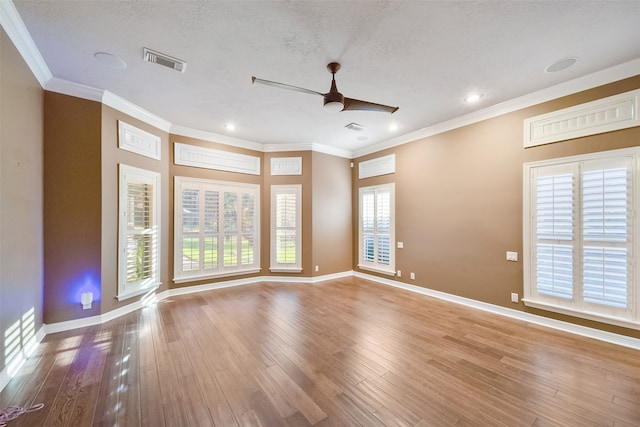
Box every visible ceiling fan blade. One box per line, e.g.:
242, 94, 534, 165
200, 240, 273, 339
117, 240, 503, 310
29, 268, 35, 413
252, 76, 323, 97
343, 97, 399, 114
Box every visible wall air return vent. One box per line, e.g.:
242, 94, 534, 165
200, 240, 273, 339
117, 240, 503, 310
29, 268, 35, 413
345, 123, 366, 132
143, 47, 187, 73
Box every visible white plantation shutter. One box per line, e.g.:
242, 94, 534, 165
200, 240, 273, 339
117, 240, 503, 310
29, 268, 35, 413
241, 193, 256, 266
535, 171, 575, 299
582, 161, 631, 312
118, 165, 160, 300
359, 184, 395, 275
271, 185, 302, 271
525, 149, 638, 327
174, 177, 260, 281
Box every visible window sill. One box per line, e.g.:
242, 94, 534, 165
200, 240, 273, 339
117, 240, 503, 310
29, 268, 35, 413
173, 268, 261, 284
357, 264, 396, 277
522, 298, 640, 330
270, 267, 303, 273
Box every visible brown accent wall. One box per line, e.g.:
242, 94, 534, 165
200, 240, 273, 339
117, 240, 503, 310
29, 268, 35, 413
100, 106, 170, 313
43, 92, 102, 323
0, 28, 44, 371
312, 152, 352, 276
354, 75, 640, 338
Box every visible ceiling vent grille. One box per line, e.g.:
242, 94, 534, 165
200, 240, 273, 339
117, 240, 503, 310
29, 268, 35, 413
345, 123, 366, 132
143, 48, 187, 73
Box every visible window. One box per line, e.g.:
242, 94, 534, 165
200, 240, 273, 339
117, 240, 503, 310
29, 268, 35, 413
271, 185, 302, 272
359, 183, 395, 275
174, 177, 260, 282
118, 165, 161, 300
524, 147, 640, 328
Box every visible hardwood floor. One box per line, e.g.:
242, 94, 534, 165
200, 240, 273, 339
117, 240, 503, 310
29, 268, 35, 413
1, 277, 639, 426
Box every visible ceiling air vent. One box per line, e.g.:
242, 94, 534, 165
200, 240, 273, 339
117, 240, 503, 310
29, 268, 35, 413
143, 48, 187, 73
345, 123, 366, 132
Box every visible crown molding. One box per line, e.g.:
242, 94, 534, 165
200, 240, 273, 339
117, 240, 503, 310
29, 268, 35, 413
103, 91, 172, 133
44, 77, 103, 102
353, 57, 640, 158
262, 142, 352, 158
0, 0, 52, 87
170, 124, 265, 152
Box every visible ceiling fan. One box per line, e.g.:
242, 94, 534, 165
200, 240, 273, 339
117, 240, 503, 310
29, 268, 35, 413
252, 62, 399, 114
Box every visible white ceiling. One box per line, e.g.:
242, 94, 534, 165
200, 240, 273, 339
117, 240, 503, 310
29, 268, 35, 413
11, 0, 640, 156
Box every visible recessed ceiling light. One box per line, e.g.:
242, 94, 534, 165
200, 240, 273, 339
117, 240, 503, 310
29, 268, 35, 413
94, 52, 127, 70
225, 123, 236, 131
545, 57, 577, 73
464, 93, 483, 103
388, 123, 399, 131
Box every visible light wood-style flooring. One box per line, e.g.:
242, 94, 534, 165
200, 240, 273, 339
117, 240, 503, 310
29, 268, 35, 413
1, 277, 639, 426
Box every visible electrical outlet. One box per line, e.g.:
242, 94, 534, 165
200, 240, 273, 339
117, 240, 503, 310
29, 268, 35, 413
397, 241, 404, 249
410, 272, 415, 280
397, 270, 402, 277
315, 265, 319, 272
506, 251, 518, 262
511, 292, 519, 303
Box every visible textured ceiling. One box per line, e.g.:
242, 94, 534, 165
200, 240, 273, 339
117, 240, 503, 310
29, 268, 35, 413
11, 0, 640, 155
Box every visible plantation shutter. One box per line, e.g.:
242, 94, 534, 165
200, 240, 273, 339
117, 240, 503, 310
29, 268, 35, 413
358, 184, 395, 275
582, 161, 631, 310
126, 181, 153, 284
527, 152, 635, 323
271, 185, 302, 271
118, 165, 160, 301
174, 178, 260, 281
535, 172, 575, 299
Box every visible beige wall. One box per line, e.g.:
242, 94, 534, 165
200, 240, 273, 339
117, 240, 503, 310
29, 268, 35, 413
354, 75, 640, 338
0, 28, 44, 372
312, 151, 352, 276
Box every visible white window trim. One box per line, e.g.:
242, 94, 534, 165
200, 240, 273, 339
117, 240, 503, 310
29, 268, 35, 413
358, 183, 396, 276
174, 177, 260, 282
118, 164, 161, 301
270, 184, 302, 273
523, 146, 640, 329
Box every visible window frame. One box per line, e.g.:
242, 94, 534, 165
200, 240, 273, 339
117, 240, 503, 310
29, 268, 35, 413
118, 164, 161, 301
174, 177, 260, 283
523, 147, 640, 329
270, 184, 302, 273
358, 183, 395, 276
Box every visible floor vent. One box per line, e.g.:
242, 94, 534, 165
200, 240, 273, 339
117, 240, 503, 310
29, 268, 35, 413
143, 48, 187, 73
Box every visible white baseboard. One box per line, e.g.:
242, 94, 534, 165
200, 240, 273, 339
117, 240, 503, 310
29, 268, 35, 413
354, 272, 640, 351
